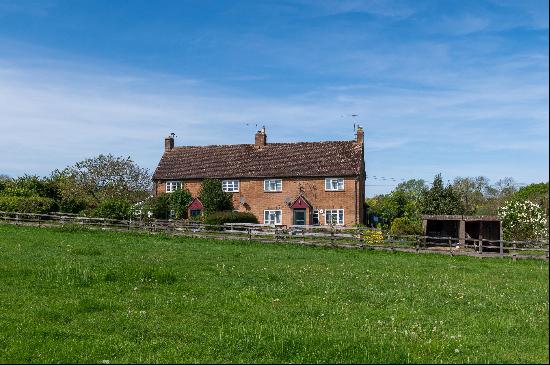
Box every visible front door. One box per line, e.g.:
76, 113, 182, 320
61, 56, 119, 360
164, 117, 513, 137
293, 209, 306, 225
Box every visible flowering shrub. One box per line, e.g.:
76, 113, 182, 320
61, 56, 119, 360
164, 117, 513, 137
498, 200, 548, 242
362, 229, 385, 244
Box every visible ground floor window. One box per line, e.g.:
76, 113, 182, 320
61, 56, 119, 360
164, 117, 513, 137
312, 210, 320, 225
190, 209, 202, 217
264, 210, 282, 225
325, 209, 344, 225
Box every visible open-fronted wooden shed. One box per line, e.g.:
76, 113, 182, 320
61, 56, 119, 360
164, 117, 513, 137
421, 215, 502, 244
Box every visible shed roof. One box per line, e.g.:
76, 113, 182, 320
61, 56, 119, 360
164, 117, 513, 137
421, 215, 500, 222
153, 141, 363, 180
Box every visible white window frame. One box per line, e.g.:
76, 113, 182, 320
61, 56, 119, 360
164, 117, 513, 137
264, 210, 282, 225
222, 179, 240, 192
325, 209, 344, 225
325, 178, 345, 191
264, 179, 282, 192
165, 181, 182, 193
312, 210, 320, 225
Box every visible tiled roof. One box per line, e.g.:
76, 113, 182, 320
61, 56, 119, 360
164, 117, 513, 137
153, 141, 363, 180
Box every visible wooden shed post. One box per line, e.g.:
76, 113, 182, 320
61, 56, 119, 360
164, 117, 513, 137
458, 219, 465, 245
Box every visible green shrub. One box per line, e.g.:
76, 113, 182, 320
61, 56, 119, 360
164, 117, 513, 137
143, 193, 171, 220
0, 196, 57, 214
91, 199, 131, 220
389, 217, 423, 236
170, 187, 193, 219
59, 197, 89, 214
199, 179, 233, 215
203, 211, 258, 226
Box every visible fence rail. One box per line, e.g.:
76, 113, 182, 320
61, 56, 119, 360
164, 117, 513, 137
1, 211, 548, 260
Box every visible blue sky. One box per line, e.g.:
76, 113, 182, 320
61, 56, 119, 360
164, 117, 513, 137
0, 0, 548, 196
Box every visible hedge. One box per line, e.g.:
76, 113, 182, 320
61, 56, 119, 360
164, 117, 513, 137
0, 196, 57, 214
91, 199, 132, 220
203, 211, 259, 226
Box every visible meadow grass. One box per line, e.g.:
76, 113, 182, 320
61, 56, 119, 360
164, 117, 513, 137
0, 223, 548, 363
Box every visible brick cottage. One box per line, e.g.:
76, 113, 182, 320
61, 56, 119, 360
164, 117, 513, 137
152, 127, 366, 226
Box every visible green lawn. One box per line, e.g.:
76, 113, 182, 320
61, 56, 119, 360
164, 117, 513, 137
0, 224, 548, 364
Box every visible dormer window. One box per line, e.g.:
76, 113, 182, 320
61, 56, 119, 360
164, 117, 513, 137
325, 178, 344, 191
222, 179, 239, 192
165, 181, 181, 193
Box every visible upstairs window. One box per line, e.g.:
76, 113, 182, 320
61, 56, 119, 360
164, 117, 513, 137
264, 210, 282, 225
222, 179, 239, 192
325, 209, 344, 225
165, 181, 181, 193
264, 179, 282, 192
325, 178, 344, 191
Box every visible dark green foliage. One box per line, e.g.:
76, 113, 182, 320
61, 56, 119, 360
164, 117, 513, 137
420, 174, 465, 215
511, 182, 549, 214
199, 179, 233, 214
203, 211, 259, 226
170, 187, 193, 219
59, 197, 89, 214
143, 193, 171, 219
389, 217, 423, 235
366, 179, 425, 229
0, 196, 57, 213
91, 199, 131, 220
0, 175, 60, 200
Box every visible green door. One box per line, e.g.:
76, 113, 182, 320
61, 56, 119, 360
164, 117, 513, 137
293, 209, 306, 225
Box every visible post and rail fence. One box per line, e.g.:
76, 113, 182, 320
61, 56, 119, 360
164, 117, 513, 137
0, 211, 548, 261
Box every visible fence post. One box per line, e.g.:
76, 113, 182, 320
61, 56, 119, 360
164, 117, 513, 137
415, 235, 420, 254
499, 240, 503, 258
248, 227, 251, 242
512, 243, 517, 262
330, 227, 335, 245
448, 237, 453, 256
301, 228, 305, 244
479, 239, 483, 257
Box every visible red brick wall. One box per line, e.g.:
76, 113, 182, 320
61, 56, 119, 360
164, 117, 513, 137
155, 177, 364, 226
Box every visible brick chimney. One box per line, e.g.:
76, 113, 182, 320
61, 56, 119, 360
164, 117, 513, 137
356, 125, 364, 145
165, 134, 174, 152
255, 127, 267, 148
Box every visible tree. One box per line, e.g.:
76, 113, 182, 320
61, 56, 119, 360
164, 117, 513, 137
481, 177, 518, 215
420, 174, 464, 215
199, 179, 233, 215
511, 182, 548, 215
170, 186, 193, 219
395, 179, 427, 201
452, 176, 491, 215
52, 154, 152, 205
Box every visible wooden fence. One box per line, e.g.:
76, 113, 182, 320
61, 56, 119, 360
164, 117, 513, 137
0, 211, 548, 261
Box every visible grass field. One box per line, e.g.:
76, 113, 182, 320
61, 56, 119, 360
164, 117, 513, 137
0, 224, 548, 363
